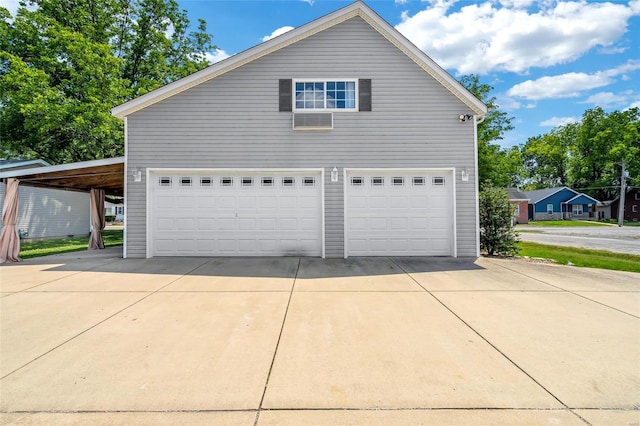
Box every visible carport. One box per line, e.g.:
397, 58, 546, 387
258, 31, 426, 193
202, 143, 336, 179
0, 157, 124, 262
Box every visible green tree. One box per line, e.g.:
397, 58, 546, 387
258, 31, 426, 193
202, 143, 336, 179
479, 188, 519, 256
569, 107, 639, 200
0, 0, 215, 164
522, 123, 575, 189
0, 10, 128, 163
459, 75, 515, 189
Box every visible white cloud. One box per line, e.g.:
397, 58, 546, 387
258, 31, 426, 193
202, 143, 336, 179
204, 49, 231, 64
261, 26, 295, 42
395, 0, 640, 74
0, 0, 20, 16
539, 116, 579, 127
580, 91, 629, 107
625, 100, 640, 110
395, 0, 409, 5
507, 60, 640, 100
300, 0, 314, 5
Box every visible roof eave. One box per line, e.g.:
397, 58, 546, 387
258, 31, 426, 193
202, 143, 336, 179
0, 157, 124, 179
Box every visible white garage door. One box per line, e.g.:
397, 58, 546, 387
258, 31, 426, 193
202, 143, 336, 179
150, 170, 323, 256
345, 170, 454, 256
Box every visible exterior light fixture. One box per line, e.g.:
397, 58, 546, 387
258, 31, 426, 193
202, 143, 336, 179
331, 167, 339, 182
461, 168, 469, 182
459, 114, 474, 123
131, 167, 142, 182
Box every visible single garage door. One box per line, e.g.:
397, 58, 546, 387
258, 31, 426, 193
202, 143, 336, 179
150, 170, 323, 256
345, 169, 454, 256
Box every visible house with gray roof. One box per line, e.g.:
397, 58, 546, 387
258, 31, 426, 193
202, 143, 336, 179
524, 187, 599, 221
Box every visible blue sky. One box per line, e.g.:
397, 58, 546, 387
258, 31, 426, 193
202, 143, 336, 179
181, 0, 640, 148
2, 0, 638, 148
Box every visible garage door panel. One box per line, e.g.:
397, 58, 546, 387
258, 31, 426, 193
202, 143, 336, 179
390, 217, 408, 230
197, 218, 214, 230
368, 197, 386, 208
346, 170, 453, 257
151, 171, 322, 256
155, 196, 175, 209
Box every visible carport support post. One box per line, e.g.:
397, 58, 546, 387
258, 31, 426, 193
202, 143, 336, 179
618, 161, 626, 227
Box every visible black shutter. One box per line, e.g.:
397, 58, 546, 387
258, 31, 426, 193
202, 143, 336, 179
359, 79, 372, 112
279, 79, 292, 112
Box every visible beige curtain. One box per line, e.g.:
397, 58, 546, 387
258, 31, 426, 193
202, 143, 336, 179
88, 188, 105, 250
0, 178, 21, 263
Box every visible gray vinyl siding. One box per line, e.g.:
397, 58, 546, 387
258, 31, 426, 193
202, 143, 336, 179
125, 17, 478, 258
0, 185, 90, 240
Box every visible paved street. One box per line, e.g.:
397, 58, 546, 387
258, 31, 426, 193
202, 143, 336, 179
518, 225, 640, 255
1, 250, 639, 425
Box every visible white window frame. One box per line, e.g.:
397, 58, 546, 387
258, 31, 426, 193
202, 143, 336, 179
633, 205, 638, 213
547, 204, 554, 214
293, 79, 358, 112
514, 204, 520, 216
572, 204, 583, 215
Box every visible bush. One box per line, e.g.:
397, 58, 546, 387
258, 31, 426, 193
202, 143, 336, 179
479, 188, 519, 256
105, 215, 116, 222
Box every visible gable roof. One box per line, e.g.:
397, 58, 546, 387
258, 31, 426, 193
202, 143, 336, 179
523, 187, 578, 204
566, 193, 599, 205
111, 1, 487, 119
504, 188, 529, 201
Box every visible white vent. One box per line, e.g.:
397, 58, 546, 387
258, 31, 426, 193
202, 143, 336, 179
293, 112, 333, 130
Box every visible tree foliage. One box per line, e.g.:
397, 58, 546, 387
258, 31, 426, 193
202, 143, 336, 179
0, 0, 215, 164
479, 188, 519, 256
522, 107, 639, 200
459, 75, 516, 190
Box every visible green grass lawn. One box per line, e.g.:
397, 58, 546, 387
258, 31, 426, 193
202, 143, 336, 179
19, 230, 123, 259
517, 241, 640, 273
518, 220, 611, 227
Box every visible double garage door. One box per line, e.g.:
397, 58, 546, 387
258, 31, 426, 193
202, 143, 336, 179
149, 169, 454, 257
151, 170, 323, 256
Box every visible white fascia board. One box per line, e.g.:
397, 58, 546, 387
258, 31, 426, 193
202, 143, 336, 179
531, 186, 575, 204
111, 1, 487, 119
566, 193, 599, 204
0, 157, 124, 179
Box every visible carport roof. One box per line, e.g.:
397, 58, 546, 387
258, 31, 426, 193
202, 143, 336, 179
0, 157, 124, 196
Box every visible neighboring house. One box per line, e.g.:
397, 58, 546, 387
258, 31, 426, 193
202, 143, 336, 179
524, 187, 599, 221
111, 2, 487, 259
104, 201, 125, 221
596, 200, 612, 220
0, 159, 90, 239
505, 188, 529, 224
610, 187, 640, 222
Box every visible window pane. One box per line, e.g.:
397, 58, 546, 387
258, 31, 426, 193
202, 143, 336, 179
345, 99, 355, 108
315, 82, 324, 91
327, 82, 335, 90
337, 81, 345, 90
337, 100, 345, 108
346, 81, 355, 90
326, 99, 335, 108
295, 82, 304, 91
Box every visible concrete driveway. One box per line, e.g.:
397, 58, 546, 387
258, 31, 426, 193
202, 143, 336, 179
518, 225, 640, 255
1, 250, 639, 425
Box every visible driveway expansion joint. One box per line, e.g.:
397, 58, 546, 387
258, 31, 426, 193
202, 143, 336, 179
254, 257, 301, 426
388, 258, 581, 418
492, 260, 640, 320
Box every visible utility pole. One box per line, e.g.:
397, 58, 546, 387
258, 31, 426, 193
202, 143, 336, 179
618, 161, 627, 227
